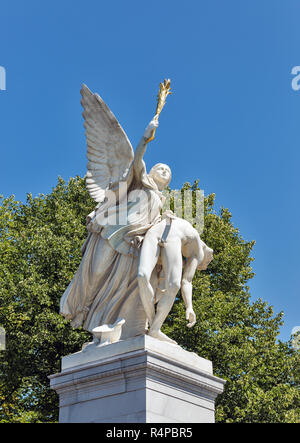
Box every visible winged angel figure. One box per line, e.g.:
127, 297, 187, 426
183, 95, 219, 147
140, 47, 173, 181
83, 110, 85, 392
60, 81, 172, 341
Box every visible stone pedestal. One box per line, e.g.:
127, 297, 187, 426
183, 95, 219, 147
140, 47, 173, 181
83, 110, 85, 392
49, 335, 225, 423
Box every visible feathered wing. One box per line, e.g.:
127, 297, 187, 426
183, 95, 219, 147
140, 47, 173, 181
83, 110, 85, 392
81, 84, 134, 203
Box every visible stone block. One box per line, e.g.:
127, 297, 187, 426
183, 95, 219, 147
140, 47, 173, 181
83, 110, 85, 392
49, 335, 225, 423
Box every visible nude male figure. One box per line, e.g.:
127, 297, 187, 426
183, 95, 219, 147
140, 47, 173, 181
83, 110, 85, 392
137, 215, 213, 344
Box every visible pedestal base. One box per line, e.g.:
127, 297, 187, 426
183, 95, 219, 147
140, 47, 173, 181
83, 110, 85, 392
49, 335, 225, 423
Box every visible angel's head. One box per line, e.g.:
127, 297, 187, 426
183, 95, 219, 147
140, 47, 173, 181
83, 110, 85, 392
149, 163, 172, 189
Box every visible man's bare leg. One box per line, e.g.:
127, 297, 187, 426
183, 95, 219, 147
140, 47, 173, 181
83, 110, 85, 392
148, 292, 179, 344
148, 239, 182, 344
137, 233, 160, 324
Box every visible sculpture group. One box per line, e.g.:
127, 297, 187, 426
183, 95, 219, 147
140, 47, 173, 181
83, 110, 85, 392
60, 80, 213, 347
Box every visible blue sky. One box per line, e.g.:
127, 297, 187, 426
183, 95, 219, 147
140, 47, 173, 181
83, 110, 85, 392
0, 0, 299, 341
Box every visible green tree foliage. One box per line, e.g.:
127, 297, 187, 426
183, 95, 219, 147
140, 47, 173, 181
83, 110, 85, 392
0, 177, 92, 422
163, 182, 300, 423
0, 177, 299, 422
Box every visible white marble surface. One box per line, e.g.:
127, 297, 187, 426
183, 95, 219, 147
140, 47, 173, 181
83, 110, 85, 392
50, 336, 225, 423
61, 334, 213, 373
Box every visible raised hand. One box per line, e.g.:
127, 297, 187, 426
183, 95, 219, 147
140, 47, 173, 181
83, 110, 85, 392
144, 118, 159, 141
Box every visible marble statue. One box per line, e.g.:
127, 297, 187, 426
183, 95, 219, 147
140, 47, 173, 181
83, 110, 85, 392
138, 213, 213, 345
89, 318, 125, 347
60, 80, 213, 346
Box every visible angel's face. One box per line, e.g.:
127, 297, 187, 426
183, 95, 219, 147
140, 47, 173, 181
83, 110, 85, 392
150, 163, 171, 189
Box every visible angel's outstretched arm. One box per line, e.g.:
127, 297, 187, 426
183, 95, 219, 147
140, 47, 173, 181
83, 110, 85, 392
133, 79, 171, 181
133, 118, 158, 180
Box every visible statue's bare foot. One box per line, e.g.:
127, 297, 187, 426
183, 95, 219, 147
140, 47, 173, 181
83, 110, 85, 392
149, 329, 177, 345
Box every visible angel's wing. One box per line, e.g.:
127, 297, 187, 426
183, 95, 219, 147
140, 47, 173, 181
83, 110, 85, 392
81, 84, 134, 203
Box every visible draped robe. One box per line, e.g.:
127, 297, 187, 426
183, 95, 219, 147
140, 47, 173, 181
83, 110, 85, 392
60, 166, 164, 339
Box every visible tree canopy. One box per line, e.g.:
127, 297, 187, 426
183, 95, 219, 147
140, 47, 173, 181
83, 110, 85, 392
0, 177, 299, 422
